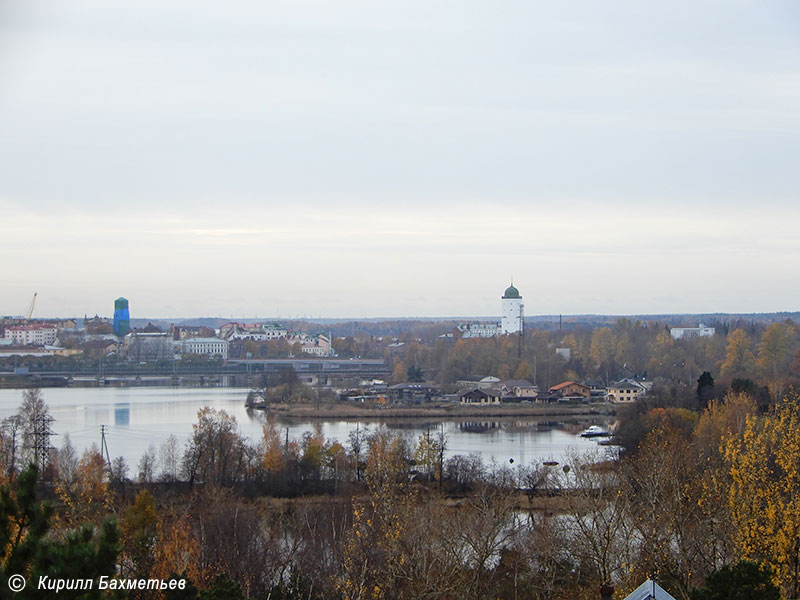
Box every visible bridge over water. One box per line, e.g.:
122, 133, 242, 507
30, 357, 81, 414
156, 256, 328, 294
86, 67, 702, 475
1, 358, 389, 387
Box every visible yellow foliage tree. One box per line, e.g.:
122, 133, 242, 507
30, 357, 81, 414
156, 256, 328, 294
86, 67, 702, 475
262, 416, 284, 475
151, 513, 206, 586
338, 430, 415, 600
590, 327, 616, 383
720, 328, 756, 379
724, 391, 800, 597
392, 358, 407, 383
757, 323, 795, 401
120, 489, 159, 579
56, 446, 113, 528
514, 361, 533, 380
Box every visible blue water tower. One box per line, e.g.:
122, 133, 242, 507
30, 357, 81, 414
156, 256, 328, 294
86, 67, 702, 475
113, 297, 131, 336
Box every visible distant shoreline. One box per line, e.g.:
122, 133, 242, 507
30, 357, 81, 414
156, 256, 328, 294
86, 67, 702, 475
253, 401, 617, 420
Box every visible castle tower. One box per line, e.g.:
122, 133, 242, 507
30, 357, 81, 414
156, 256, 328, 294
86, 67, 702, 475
113, 297, 131, 337
501, 283, 523, 335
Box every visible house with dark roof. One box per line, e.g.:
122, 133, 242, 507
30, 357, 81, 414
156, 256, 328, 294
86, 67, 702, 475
500, 379, 538, 399
388, 383, 440, 404
606, 380, 648, 403
460, 388, 502, 405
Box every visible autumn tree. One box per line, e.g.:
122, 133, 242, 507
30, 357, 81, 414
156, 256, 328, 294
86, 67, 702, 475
413, 430, 442, 479
392, 358, 407, 383
18, 388, 49, 464
0, 389, 51, 476
513, 361, 532, 380
120, 489, 159, 583
55, 433, 78, 485
757, 322, 795, 401
339, 429, 414, 599
159, 434, 180, 482
57, 446, 113, 527
621, 424, 720, 597
720, 329, 756, 380
299, 427, 327, 481
0, 464, 120, 600
263, 416, 285, 480
590, 328, 617, 384
151, 513, 204, 586
137, 444, 157, 483
0, 415, 23, 480
556, 451, 633, 588
182, 408, 246, 486
724, 391, 800, 597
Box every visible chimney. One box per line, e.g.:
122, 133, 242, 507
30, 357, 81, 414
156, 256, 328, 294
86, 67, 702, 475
600, 583, 614, 600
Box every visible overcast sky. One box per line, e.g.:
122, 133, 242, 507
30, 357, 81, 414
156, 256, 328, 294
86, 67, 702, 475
2, 0, 799, 319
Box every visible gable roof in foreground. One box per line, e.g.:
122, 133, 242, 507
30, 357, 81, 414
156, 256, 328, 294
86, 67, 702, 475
624, 579, 677, 600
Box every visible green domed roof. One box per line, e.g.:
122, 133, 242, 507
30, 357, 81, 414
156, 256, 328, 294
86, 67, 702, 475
503, 284, 521, 299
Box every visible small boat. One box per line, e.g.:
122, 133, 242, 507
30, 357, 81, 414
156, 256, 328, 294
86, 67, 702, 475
580, 425, 610, 438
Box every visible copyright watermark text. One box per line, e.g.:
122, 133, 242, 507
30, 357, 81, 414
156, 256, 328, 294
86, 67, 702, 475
7, 575, 187, 593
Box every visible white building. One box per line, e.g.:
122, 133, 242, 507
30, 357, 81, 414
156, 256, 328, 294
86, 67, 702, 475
124, 332, 173, 362
555, 347, 571, 360
501, 283, 524, 335
4, 325, 58, 345
290, 333, 333, 357
180, 337, 229, 359
606, 380, 648, 403
262, 323, 288, 339
458, 322, 501, 338
220, 322, 289, 342
458, 283, 525, 338
670, 324, 715, 340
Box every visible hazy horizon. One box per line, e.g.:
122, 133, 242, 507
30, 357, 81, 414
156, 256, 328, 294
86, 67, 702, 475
13, 310, 800, 325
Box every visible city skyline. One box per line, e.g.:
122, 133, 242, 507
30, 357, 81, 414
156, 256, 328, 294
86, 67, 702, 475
2, 1, 800, 318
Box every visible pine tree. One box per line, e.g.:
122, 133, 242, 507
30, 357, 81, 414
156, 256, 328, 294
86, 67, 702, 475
691, 561, 779, 600
0, 464, 121, 600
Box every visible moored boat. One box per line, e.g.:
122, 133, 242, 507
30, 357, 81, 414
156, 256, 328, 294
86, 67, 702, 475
580, 425, 610, 437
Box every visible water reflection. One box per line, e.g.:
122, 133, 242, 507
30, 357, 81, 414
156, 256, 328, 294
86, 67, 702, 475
114, 404, 130, 426
0, 387, 615, 468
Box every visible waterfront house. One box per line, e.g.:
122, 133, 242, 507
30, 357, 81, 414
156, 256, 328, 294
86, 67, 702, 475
499, 379, 538, 398
388, 383, 440, 404
460, 388, 502, 405
548, 381, 591, 401
606, 380, 648, 403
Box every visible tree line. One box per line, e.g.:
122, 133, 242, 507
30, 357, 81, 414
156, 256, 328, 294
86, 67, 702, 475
384, 319, 800, 399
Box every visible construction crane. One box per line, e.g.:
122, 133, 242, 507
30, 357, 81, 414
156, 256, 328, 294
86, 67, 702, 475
26, 292, 37, 320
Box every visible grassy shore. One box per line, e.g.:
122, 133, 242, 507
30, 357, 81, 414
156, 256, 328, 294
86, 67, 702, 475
254, 401, 616, 419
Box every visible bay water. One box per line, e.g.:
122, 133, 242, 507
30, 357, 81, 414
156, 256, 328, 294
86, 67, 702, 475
0, 387, 613, 470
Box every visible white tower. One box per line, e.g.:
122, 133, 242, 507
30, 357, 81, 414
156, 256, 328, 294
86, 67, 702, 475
501, 283, 523, 335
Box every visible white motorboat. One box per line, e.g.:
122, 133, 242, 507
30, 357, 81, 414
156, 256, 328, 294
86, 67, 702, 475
580, 425, 610, 438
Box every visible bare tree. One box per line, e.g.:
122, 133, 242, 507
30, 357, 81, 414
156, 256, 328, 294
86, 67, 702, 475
137, 444, 157, 483
55, 432, 78, 484
158, 434, 180, 482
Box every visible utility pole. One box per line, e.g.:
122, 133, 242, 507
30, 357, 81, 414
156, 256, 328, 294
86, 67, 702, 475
100, 425, 112, 473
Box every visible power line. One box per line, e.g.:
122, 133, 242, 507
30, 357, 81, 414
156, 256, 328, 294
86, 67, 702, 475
33, 414, 56, 473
